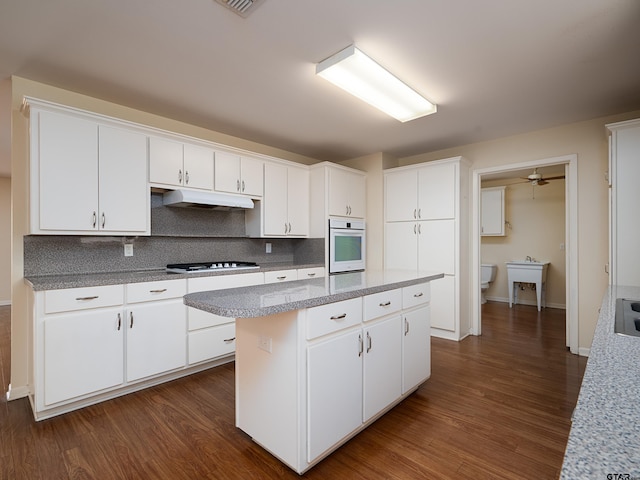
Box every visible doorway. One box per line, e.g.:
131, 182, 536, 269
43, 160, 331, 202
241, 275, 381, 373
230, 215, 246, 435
470, 154, 578, 354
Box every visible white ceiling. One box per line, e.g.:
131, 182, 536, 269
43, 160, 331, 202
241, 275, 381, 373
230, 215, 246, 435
2, 0, 640, 178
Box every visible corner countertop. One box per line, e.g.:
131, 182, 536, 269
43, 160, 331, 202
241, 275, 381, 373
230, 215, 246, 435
183, 270, 444, 318
24, 262, 325, 291
561, 285, 640, 478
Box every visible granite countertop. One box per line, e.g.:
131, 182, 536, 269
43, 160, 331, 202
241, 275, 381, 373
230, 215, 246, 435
183, 270, 444, 318
24, 262, 325, 291
561, 285, 640, 478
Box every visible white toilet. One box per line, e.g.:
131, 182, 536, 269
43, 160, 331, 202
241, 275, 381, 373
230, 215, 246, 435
481, 264, 498, 304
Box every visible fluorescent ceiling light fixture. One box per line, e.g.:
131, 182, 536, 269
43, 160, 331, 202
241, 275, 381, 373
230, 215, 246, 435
316, 45, 437, 122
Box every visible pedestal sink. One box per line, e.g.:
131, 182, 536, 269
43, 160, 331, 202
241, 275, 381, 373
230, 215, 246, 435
506, 261, 550, 312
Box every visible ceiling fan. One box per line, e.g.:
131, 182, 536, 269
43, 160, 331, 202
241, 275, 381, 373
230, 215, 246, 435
520, 168, 565, 186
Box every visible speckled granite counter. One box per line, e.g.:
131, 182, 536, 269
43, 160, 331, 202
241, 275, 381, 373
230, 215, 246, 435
561, 285, 640, 478
24, 262, 325, 291
183, 270, 444, 318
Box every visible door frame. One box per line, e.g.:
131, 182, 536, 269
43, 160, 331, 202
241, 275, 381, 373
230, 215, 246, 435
470, 154, 578, 354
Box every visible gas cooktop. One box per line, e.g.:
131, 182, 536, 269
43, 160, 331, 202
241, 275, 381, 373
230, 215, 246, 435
166, 261, 260, 274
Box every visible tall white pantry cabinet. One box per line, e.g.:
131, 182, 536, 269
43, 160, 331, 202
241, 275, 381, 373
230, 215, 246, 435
384, 157, 470, 341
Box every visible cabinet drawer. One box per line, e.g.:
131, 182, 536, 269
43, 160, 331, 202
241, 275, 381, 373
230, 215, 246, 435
188, 272, 263, 293
307, 297, 362, 340
402, 283, 430, 310
44, 285, 124, 314
363, 288, 402, 322
188, 307, 233, 331
297, 267, 325, 280
126, 279, 187, 303
264, 270, 296, 284
188, 323, 236, 364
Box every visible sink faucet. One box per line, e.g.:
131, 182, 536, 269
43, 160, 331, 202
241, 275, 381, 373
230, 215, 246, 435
526, 256, 532, 262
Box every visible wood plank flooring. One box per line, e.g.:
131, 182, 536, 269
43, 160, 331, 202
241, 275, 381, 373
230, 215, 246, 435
0, 302, 587, 479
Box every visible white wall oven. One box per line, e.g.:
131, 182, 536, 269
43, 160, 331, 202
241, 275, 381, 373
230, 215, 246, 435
328, 218, 366, 274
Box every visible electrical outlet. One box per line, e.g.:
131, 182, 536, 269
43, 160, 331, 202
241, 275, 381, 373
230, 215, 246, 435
124, 244, 133, 257
257, 336, 272, 353
266, 242, 272, 253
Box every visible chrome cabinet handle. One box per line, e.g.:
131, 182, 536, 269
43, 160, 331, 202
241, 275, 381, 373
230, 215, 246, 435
379, 301, 391, 307
129, 311, 134, 328
418, 208, 421, 219
117, 313, 122, 331
284, 222, 288, 234
405, 318, 410, 336
414, 292, 424, 298
413, 208, 417, 219
92, 211, 97, 228
178, 169, 183, 183
276, 276, 287, 280
418, 223, 421, 234
224, 337, 235, 344
242, 180, 245, 192
288, 223, 292, 233
414, 224, 417, 234
149, 289, 167, 293
330, 313, 347, 320
237, 179, 241, 192
346, 205, 349, 215
76, 296, 98, 301
307, 273, 316, 277
358, 334, 363, 357
366, 331, 372, 353
185, 171, 189, 185
101, 212, 106, 228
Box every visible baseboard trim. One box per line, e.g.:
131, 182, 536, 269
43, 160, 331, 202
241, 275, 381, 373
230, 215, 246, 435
0, 300, 10, 307
578, 347, 590, 357
6, 383, 30, 401
485, 296, 566, 310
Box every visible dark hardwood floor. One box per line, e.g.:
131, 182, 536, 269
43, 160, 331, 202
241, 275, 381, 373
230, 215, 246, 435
0, 302, 587, 479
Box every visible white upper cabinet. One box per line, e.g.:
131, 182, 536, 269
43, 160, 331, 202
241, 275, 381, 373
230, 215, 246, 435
328, 167, 366, 218
385, 162, 456, 222
608, 118, 640, 287
214, 151, 263, 197
481, 186, 506, 236
255, 162, 309, 237
149, 136, 214, 190
31, 106, 149, 235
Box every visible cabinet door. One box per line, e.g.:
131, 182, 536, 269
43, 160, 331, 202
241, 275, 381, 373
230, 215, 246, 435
418, 220, 455, 275
98, 126, 148, 233
214, 151, 241, 194
363, 316, 402, 421
307, 330, 363, 462
183, 144, 214, 190
149, 136, 184, 186
263, 162, 289, 236
328, 168, 351, 217
385, 170, 418, 222
348, 172, 367, 218
384, 222, 418, 270
240, 157, 264, 197
37, 110, 99, 231
126, 300, 186, 382
402, 306, 430, 394
43, 308, 123, 405
481, 187, 505, 236
418, 162, 456, 220
430, 275, 455, 331
287, 166, 309, 236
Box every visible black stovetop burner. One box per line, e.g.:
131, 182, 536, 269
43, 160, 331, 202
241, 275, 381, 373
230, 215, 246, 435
166, 261, 259, 273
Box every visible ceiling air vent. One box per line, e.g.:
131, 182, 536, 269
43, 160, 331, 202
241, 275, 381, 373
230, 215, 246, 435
214, 0, 264, 17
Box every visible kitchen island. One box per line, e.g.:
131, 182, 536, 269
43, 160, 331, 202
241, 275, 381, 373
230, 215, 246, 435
561, 285, 640, 478
184, 270, 444, 474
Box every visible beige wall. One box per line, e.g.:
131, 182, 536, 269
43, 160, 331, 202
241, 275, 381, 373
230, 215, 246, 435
481, 179, 566, 308
399, 110, 640, 352
0, 178, 9, 305
7, 76, 319, 399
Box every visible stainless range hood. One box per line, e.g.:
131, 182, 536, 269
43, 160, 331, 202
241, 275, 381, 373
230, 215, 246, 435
162, 189, 254, 209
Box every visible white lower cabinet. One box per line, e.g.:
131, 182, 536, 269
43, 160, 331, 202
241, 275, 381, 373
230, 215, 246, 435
236, 282, 431, 474
187, 272, 264, 365
33, 279, 191, 419
43, 306, 124, 406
